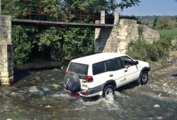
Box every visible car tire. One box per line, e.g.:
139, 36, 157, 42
140, 71, 148, 85
103, 85, 114, 100
64, 72, 80, 92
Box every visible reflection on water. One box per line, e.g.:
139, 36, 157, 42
0, 58, 177, 120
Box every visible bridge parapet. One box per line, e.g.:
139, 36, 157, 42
1, 0, 115, 26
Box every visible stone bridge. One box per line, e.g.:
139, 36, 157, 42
0, 2, 160, 85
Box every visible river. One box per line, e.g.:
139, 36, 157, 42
0, 58, 177, 120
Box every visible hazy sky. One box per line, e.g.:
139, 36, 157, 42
119, 0, 177, 16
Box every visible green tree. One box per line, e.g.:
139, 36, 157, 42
155, 16, 175, 30
2, 0, 141, 65
63, 0, 140, 10
153, 17, 158, 29
37, 27, 94, 66
12, 25, 38, 64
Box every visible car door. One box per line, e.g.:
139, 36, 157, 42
91, 61, 110, 88
106, 58, 126, 88
119, 56, 139, 83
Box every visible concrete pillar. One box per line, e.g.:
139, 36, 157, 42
0, 15, 13, 85
94, 20, 101, 41
100, 10, 105, 24
114, 9, 119, 25
94, 20, 101, 53
0, 0, 1, 15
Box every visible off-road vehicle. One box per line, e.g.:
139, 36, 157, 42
64, 53, 150, 99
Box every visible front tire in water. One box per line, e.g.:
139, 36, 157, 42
103, 85, 114, 100
140, 71, 148, 85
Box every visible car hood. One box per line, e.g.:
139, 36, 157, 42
134, 59, 150, 67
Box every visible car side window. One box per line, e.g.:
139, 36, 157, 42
120, 56, 134, 68
106, 58, 121, 71
93, 61, 106, 75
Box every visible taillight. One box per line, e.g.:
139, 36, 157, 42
85, 76, 93, 82
82, 93, 88, 96
71, 92, 80, 97
65, 72, 68, 75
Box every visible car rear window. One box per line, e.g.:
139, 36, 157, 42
68, 62, 88, 75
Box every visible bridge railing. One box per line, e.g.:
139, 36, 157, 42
2, 0, 114, 24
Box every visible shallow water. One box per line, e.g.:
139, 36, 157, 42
0, 58, 177, 120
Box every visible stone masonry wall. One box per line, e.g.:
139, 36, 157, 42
94, 19, 160, 54
0, 15, 13, 85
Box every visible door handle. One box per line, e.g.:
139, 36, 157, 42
124, 70, 128, 72
109, 74, 113, 77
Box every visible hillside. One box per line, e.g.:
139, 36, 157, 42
136, 15, 177, 24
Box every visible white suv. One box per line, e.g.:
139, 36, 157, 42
64, 53, 150, 99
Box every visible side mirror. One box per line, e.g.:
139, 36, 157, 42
134, 61, 139, 65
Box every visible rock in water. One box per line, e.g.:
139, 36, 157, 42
153, 104, 160, 108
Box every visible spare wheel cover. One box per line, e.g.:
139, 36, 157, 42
64, 72, 80, 92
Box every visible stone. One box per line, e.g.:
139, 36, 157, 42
158, 93, 162, 97
157, 117, 163, 120
43, 87, 50, 91
153, 104, 160, 108
45, 105, 51, 108
51, 84, 60, 88
36, 82, 42, 86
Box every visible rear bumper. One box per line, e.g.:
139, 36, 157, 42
64, 86, 103, 98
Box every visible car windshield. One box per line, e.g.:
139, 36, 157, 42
68, 62, 88, 75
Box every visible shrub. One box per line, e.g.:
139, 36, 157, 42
37, 27, 94, 66
12, 25, 38, 64
155, 16, 175, 30
126, 35, 172, 63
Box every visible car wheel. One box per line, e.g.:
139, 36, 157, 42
140, 71, 148, 85
103, 85, 114, 100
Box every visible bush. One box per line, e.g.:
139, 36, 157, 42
37, 27, 94, 66
126, 35, 172, 63
12, 25, 38, 64
155, 16, 175, 30
12, 24, 94, 66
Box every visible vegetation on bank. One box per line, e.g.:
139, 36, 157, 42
155, 16, 175, 30
126, 35, 173, 64
127, 16, 176, 63
155, 20, 177, 37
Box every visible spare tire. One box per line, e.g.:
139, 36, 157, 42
64, 72, 80, 92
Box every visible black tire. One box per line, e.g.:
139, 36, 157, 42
103, 85, 114, 100
64, 72, 80, 92
140, 71, 148, 85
